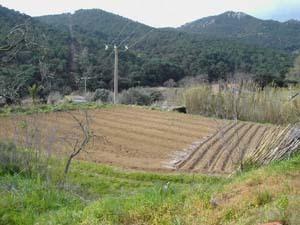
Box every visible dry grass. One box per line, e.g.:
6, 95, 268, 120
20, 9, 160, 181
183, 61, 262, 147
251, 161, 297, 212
184, 83, 300, 124
180, 166, 300, 225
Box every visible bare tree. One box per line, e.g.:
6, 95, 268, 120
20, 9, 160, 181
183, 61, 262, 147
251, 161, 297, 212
63, 111, 95, 176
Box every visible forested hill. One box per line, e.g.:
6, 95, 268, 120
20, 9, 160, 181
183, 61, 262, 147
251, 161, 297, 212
0, 6, 297, 102
37, 9, 152, 46
36, 9, 293, 84
0, 6, 72, 101
179, 11, 300, 53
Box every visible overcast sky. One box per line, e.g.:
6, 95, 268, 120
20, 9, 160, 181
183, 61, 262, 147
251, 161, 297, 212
1, 0, 300, 27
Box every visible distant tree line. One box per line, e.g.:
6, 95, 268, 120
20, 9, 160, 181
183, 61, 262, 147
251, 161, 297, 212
0, 7, 297, 103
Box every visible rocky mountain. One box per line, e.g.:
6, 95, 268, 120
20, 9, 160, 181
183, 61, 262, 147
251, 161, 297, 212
179, 11, 300, 52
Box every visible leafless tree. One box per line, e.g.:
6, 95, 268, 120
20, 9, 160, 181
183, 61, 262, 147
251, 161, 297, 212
63, 111, 96, 176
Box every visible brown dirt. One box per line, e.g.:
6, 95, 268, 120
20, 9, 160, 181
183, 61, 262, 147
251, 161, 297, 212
175, 121, 287, 174
0, 106, 222, 171
0, 106, 286, 174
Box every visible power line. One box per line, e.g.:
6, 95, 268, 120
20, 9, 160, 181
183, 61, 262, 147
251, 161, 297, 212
103, 24, 155, 105
109, 19, 132, 46
128, 28, 155, 49
117, 24, 145, 47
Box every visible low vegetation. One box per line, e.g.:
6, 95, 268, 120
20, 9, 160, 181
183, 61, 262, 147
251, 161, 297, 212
184, 83, 300, 124
0, 142, 299, 225
119, 87, 163, 106
0, 102, 109, 117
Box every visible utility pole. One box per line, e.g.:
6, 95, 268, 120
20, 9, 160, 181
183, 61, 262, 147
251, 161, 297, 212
79, 76, 90, 95
113, 45, 119, 104
83, 76, 88, 95
103, 27, 152, 104
80, 76, 95, 95
105, 44, 127, 104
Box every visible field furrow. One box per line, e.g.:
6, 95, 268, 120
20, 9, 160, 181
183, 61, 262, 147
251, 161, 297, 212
193, 123, 247, 171
0, 106, 288, 174
90, 109, 220, 131
178, 122, 237, 170
218, 123, 255, 172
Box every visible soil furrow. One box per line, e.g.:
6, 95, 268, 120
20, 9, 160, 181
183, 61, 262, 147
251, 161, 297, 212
198, 123, 247, 171
237, 125, 262, 163
90, 109, 220, 131
179, 122, 237, 170
219, 124, 255, 172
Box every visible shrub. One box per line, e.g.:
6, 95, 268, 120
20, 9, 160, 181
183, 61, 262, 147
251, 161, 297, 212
0, 142, 28, 175
255, 190, 273, 206
0, 142, 45, 176
150, 90, 164, 102
84, 92, 94, 102
178, 75, 208, 87
119, 88, 152, 105
119, 88, 165, 106
93, 89, 112, 103
0, 141, 63, 181
47, 91, 62, 105
0, 96, 6, 107
163, 79, 177, 87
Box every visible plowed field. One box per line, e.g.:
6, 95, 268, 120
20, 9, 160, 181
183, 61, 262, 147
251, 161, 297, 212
0, 106, 288, 174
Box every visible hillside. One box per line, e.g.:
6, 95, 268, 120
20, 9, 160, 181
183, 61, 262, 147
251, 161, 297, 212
179, 11, 300, 53
0, 6, 296, 102
37, 9, 152, 46
0, 5, 71, 101
36, 9, 294, 85
0, 139, 299, 225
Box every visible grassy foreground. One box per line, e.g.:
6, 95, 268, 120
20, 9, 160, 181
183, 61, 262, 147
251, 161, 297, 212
0, 103, 110, 117
0, 147, 299, 225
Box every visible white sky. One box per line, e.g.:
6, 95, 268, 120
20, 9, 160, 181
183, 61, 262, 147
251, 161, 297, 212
0, 0, 299, 27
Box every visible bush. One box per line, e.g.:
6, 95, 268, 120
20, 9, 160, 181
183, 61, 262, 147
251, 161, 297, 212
0, 142, 45, 176
255, 190, 273, 206
93, 89, 112, 103
150, 90, 164, 102
0, 142, 28, 175
47, 91, 62, 105
0, 142, 63, 180
163, 79, 177, 87
178, 75, 208, 87
119, 88, 152, 105
119, 88, 164, 106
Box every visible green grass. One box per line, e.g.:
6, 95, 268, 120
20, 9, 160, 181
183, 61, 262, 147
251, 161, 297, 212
0, 175, 83, 225
0, 145, 299, 225
0, 102, 111, 117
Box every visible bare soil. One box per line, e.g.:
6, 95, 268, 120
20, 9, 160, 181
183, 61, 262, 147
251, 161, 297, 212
0, 106, 286, 174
